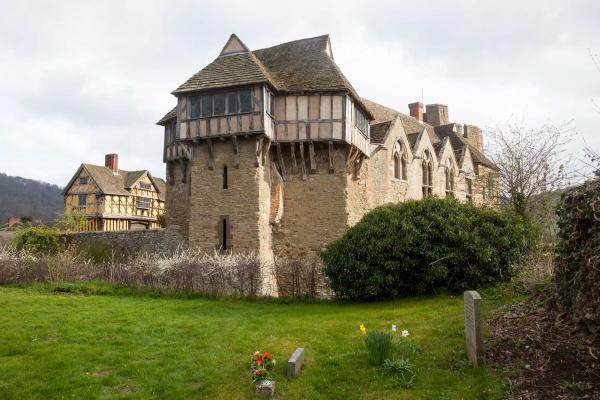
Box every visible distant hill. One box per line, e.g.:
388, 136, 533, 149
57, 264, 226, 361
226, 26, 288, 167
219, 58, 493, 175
0, 173, 64, 225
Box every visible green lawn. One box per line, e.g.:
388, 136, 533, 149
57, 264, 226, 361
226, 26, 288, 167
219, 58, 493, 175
0, 284, 514, 399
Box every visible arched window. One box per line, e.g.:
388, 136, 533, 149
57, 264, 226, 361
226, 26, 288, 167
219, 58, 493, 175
445, 159, 455, 197
394, 152, 401, 179
393, 141, 408, 181
422, 150, 433, 197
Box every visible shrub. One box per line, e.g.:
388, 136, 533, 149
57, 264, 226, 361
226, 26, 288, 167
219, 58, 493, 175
364, 330, 393, 366
321, 197, 537, 300
12, 225, 62, 254
555, 179, 600, 339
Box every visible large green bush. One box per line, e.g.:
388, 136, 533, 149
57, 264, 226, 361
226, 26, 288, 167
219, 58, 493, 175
555, 179, 600, 339
12, 225, 62, 253
321, 197, 536, 300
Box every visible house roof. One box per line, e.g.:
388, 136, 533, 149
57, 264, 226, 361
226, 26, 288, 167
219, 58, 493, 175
370, 121, 392, 144
157, 106, 176, 125
361, 98, 497, 169
169, 34, 373, 119
63, 164, 166, 201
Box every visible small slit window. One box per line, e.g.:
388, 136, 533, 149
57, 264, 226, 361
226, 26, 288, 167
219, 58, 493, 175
223, 165, 228, 189
218, 216, 231, 251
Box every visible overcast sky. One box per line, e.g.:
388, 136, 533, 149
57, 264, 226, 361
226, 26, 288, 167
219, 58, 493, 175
1, 0, 599, 186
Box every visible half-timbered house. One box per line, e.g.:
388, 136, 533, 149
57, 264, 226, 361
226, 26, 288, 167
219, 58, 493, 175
157, 34, 499, 261
63, 154, 166, 231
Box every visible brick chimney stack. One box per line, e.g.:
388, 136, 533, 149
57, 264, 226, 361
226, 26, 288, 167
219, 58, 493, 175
425, 104, 449, 126
408, 102, 424, 122
105, 153, 119, 174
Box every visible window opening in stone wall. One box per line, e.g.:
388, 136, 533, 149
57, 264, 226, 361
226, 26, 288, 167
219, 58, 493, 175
223, 165, 228, 189
422, 151, 433, 197
219, 216, 231, 251
466, 178, 473, 203
394, 152, 401, 179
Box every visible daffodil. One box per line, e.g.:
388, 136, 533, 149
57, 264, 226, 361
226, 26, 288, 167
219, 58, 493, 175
392, 324, 397, 332
359, 323, 367, 335
402, 329, 410, 337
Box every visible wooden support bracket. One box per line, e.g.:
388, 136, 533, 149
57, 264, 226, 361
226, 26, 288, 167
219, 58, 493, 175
299, 142, 307, 180
232, 136, 240, 167
207, 139, 215, 170
179, 158, 188, 183
308, 141, 316, 174
290, 142, 297, 174
276, 142, 287, 181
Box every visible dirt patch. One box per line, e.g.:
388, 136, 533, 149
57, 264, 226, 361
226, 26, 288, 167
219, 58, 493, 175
487, 290, 600, 399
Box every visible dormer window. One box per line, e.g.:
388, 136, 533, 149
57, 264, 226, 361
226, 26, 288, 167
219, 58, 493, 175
79, 177, 88, 185
139, 182, 152, 191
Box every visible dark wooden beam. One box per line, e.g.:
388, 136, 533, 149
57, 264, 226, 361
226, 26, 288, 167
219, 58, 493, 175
276, 142, 287, 181
290, 142, 297, 174
309, 141, 316, 173
299, 142, 307, 180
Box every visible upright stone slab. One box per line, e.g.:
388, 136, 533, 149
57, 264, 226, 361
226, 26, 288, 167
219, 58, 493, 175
287, 347, 305, 379
255, 379, 275, 397
464, 290, 485, 367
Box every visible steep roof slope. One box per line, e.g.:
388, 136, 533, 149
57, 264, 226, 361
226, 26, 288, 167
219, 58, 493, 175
63, 165, 167, 200
169, 34, 373, 119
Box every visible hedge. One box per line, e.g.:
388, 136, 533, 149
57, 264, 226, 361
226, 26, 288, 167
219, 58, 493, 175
321, 197, 536, 300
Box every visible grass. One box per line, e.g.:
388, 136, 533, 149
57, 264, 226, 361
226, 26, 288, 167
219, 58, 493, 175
0, 283, 518, 399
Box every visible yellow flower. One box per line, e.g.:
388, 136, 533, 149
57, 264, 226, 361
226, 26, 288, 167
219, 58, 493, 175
359, 323, 367, 335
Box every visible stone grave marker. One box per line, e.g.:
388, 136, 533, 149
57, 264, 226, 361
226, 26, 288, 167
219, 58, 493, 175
287, 347, 305, 379
255, 379, 275, 397
464, 290, 485, 367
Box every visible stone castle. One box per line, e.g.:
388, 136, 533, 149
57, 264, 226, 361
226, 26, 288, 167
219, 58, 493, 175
157, 34, 499, 262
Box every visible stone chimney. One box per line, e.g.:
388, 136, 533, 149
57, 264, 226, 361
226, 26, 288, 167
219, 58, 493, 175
425, 104, 449, 126
408, 102, 424, 122
463, 125, 484, 153
105, 153, 119, 174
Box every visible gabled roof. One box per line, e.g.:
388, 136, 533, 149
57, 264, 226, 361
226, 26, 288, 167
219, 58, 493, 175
173, 51, 273, 94
362, 98, 497, 169
169, 34, 373, 119
63, 164, 166, 201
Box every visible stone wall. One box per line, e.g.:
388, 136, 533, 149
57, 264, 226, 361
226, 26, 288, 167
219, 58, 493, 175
272, 142, 350, 258
65, 226, 185, 256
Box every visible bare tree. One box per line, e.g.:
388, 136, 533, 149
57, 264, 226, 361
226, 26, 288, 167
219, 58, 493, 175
488, 122, 574, 216
589, 48, 600, 114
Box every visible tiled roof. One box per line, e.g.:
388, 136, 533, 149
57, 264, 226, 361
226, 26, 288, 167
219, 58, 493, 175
173, 51, 273, 94
170, 34, 373, 119
362, 98, 496, 169
64, 165, 166, 201
370, 121, 392, 144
